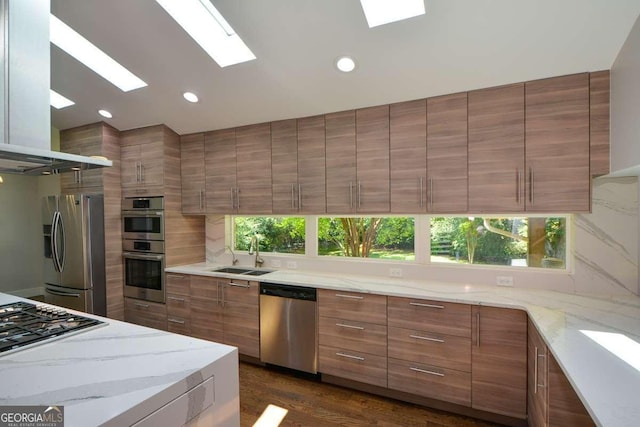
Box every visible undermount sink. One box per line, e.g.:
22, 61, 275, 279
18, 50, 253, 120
210, 267, 274, 276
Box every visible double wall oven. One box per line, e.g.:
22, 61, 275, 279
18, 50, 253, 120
122, 197, 165, 303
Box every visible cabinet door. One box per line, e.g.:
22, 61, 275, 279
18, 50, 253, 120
326, 110, 356, 213
468, 84, 525, 212
204, 129, 237, 213
390, 99, 427, 213
356, 105, 390, 213
236, 123, 272, 214
589, 71, 610, 177
190, 276, 223, 342
180, 133, 206, 214
525, 73, 590, 212
528, 319, 549, 427
427, 93, 468, 213
61, 124, 105, 192
139, 140, 164, 188
297, 115, 326, 213
120, 144, 141, 188
271, 119, 298, 214
472, 306, 527, 419
548, 353, 595, 427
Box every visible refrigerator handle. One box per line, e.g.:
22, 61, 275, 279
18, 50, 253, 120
57, 210, 65, 272
51, 211, 61, 273
45, 287, 80, 298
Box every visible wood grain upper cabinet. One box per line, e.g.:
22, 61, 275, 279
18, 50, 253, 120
356, 105, 390, 213
525, 73, 590, 212
235, 123, 272, 214
180, 133, 205, 214
271, 119, 299, 214
390, 99, 427, 213
297, 115, 326, 213
589, 70, 610, 177
326, 110, 357, 213
471, 306, 527, 419
468, 84, 525, 212
120, 126, 165, 195
60, 123, 107, 193
427, 93, 468, 213
204, 129, 237, 213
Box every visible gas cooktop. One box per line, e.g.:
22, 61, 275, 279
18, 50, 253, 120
0, 301, 105, 355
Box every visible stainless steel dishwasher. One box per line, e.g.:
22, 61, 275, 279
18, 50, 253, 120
259, 283, 318, 374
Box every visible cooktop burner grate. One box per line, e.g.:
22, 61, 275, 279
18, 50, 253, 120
0, 301, 105, 354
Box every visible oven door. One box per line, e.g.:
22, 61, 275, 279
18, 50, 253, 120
123, 252, 165, 303
122, 211, 164, 241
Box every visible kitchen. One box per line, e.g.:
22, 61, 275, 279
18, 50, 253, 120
1, 0, 640, 426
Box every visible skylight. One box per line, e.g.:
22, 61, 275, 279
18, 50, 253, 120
50, 15, 147, 92
50, 90, 75, 109
155, 0, 256, 67
360, 0, 425, 28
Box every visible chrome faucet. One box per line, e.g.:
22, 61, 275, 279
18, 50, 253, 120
226, 245, 238, 265
248, 234, 264, 268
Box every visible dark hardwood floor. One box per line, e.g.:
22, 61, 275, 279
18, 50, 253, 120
239, 362, 502, 427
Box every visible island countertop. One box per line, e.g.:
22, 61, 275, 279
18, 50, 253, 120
167, 262, 640, 427
0, 292, 240, 427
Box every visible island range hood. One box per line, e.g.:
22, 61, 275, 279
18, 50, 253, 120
0, 0, 112, 175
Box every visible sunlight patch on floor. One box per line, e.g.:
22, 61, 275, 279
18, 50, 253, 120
252, 404, 288, 427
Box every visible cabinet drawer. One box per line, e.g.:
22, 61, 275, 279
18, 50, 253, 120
319, 289, 387, 324
319, 345, 387, 388
388, 296, 471, 338
190, 276, 219, 300
167, 294, 191, 318
166, 273, 190, 296
167, 316, 191, 336
388, 358, 471, 407
319, 316, 387, 357
223, 279, 259, 305
388, 327, 471, 372
124, 298, 167, 331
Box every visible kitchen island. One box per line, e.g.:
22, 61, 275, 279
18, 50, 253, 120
168, 263, 640, 427
0, 293, 240, 427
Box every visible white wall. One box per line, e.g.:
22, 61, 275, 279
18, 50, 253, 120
205, 176, 639, 298
611, 13, 640, 175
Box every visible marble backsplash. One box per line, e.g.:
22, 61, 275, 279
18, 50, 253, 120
205, 176, 639, 297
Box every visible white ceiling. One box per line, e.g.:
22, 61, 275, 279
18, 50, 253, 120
50, 0, 640, 135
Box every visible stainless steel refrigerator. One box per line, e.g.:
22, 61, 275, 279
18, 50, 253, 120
42, 194, 106, 315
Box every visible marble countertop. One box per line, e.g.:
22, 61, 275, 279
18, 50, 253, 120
167, 263, 640, 427
0, 293, 238, 427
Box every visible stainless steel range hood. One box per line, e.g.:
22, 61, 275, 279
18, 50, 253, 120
0, 0, 112, 175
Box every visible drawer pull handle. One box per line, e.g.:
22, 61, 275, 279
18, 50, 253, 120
409, 334, 444, 343
409, 302, 444, 309
410, 367, 444, 377
167, 274, 185, 279
336, 352, 365, 361
335, 294, 364, 300
134, 303, 149, 309
168, 318, 185, 324
227, 282, 250, 288
336, 323, 365, 330
168, 296, 186, 302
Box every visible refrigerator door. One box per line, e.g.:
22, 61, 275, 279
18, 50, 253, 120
58, 194, 89, 290
44, 284, 93, 313
42, 196, 59, 286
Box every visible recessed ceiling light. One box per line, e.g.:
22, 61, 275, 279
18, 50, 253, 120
155, 0, 256, 67
50, 14, 147, 92
360, 0, 425, 28
183, 92, 199, 103
98, 109, 113, 119
336, 56, 356, 73
50, 90, 75, 109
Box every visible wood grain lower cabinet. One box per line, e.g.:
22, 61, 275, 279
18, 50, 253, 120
387, 297, 472, 338
528, 319, 595, 427
471, 306, 527, 419
124, 297, 167, 331
318, 289, 387, 387
220, 278, 260, 358
166, 273, 191, 335
189, 275, 223, 343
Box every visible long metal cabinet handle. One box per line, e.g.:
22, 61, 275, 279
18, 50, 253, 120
534, 346, 539, 394
529, 168, 534, 205
336, 352, 364, 361
298, 184, 302, 211
335, 293, 364, 300
168, 318, 185, 324
410, 367, 444, 377
515, 169, 520, 204
476, 312, 480, 347
336, 323, 365, 330
357, 181, 361, 208
291, 184, 295, 210
537, 351, 546, 389
167, 274, 186, 279
230, 188, 234, 209
349, 181, 354, 209
410, 302, 443, 309
410, 334, 444, 343
140, 163, 145, 182
227, 282, 250, 288
134, 302, 150, 308
429, 177, 433, 209
236, 188, 240, 210
199, 189, 204, 211
419, 177, 424, 207
168, 296, 186, 302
